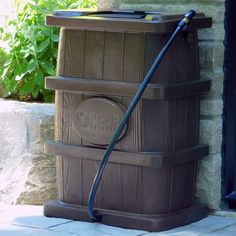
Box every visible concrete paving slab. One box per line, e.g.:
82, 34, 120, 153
49, 221, 147, 236
206, 231, 236, 236
144, 232, 200, 236
223, 223, 236, 232
0, 205, 236, 236
0, 223, 71, 236
209, 222, 236, 236
191, 215, 236, 230
48, 221, 95, 233
0, 205, 72, 229
144, 224, 214, 236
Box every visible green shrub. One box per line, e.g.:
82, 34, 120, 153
78, 0, 98, 8
0, 0, 97, 102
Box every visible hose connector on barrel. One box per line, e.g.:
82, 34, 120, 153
178, 10, 196, 29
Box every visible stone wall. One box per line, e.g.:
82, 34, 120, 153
0, 99, 56, 205
98, 0, 225, 210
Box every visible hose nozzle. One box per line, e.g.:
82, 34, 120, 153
178, 10, 196, 29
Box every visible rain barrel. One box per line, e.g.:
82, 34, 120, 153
44, 10, 212, 232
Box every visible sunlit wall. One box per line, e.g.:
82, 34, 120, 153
0, 0, 28, 26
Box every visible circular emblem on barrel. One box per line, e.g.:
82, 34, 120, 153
72, 97, 127, 145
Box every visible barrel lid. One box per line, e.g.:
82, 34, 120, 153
46, 9, 212, 33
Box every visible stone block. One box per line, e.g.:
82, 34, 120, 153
196, 153, 222, 210
199, 42, 224, 71
199, 117, 222, 154
198, 23, 224, 41
200, 99, 223, 117
200, 70, 224, 98
0, 99, 56, 205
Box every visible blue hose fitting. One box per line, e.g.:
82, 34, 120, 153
178, 10, 196, 29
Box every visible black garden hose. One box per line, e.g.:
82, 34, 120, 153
88, 10, 196, 221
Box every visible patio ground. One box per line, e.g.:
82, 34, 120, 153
0, 204, 236, 236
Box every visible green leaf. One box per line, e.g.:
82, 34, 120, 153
7, 79, 18, 92
20, 62, 28, 74
28, 3, 38, 12
2, 65, 11, 78
51, 34, 59, 42
40, 61, 55, 75
19, 78, 35, 96
27, 59, 37, 73
32, 87, 39, 98
14, 66, 22, 77
44, 93, 53, 103
51, 48, 58, 57
4, 58, 13, 67
37, 39, 50, 52
35, 70, 44, 85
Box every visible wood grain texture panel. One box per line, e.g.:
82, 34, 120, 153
144, 34, 174, 84
76, 94, 93, 147
63, 157, 82, 204
55, 91, 63, 142
84, 31, 105, 79
172, 95, 200, 150
121, 165, 142, 213
101, 163, 122, 211
63, 92, 82, 145
162, 100, 175, 151
64, 29, 85, 78
55, 27, 66, 200
174, 95, 200, 149
169, 162, 196, 211
142, 167, 172, 214
62, 92, 83, 203
141, 99, 174, 152
104, 95, 123, 150
123, 33, 145, 83
183, 161, 197, 208
186, 95, 200, 146
173, 97, 188, 150
118, 97, 142, 152
103, 32, 124, 81
57, 28, 66, 76
57, 156, 64, 201
55, 91, 64, 200
82, 159, 102, 207
173, 31, 198, 83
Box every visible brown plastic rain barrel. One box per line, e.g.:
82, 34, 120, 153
44, 10, 212, 232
